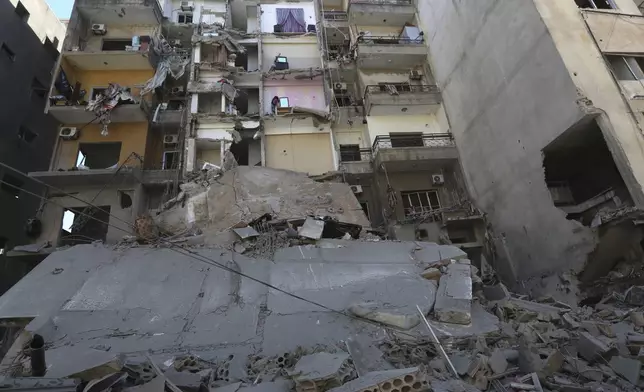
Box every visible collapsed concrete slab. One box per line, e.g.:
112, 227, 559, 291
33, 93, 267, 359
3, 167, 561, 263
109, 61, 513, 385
154, 167, 370, 236
433, 261, 473, 325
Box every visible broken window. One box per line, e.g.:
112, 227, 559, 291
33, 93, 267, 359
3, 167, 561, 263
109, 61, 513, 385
575, 0, 616, 9
1, 174, 23, 198
606, 55, 644, 80
76, 142, 121, 169
543, 118, 629, 225
163, 151, 179, 170
15, 2, 29, 22
401, 190, 440, 217
1, 43, 15, 63
229, 139, 250, 166
60, 206, 111, 246
177, 12, 193, 24
101, 39, 131, 51
18, 127, 37, 143
339, 145, 361, 162
390, 133, 424, 148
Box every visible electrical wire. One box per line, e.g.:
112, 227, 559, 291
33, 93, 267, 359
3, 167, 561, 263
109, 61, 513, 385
0, 170, 432, 341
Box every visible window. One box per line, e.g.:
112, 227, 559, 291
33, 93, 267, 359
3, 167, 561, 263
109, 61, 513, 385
339, 145, 361, 162
1, 43, 15, 62
31, 78, 47, 98
163, 151, 179, 170
401, 190, 440, 217
276, 8, 306, 33
91, 88, 108, 100
1, 174, 23, 198
76, 142, 122, 169
177, 12, 193, 24
101, 39, 131, 51
18, 127, 37, 143
575, 0, 616, 9
606, 55, 644, 80
390, 133, 424, 147
15, 1, 30, 22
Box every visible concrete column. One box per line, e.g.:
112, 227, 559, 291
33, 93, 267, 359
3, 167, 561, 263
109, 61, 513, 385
191, 94, 198, 114
185, 138, 197, 173
194, 43, 201, 64
329, 130, 339, 171
260, 134, 266, 166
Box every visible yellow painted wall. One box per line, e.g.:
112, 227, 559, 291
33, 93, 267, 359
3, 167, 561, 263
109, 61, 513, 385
366, 104, 449, 140
335, 129, 367, 147
58, 59, 153, 96
54, 122, 149, 170
261, 41, 321, 71
265, 133, 334, 175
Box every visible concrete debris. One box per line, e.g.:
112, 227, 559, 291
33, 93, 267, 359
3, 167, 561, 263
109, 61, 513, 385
326, 368, 423, 392
289, 352, 353, 392
434, 261, 473, 325
345, 336, 393, 377
298, 218, 325, 240
609, 356, 641, 385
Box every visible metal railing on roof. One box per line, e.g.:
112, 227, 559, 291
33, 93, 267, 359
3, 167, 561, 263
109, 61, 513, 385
322, 11, 348, 20
372, 133, 455, 151
364, 84, 440, 96
357, 35, 424, 45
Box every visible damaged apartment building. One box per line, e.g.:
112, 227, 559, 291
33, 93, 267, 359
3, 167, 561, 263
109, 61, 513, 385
4, 0, 486, 266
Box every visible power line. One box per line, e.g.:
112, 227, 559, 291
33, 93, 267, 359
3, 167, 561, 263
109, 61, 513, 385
0, 174, 430, 340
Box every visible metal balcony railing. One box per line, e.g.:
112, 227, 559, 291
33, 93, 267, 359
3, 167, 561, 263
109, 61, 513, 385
372, 133, 455, 151
364, 84, 440, 96
340, 148, 373, 162
323, 11, 348, 21
357, 35, 424, 45
350, 0, 412, 4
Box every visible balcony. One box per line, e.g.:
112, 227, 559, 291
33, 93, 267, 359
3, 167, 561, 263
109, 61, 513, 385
48, 96, 152, 125
372, 133, 458, 171
74, 0, 162, 25
339, 148, 373, 175
323, 12, 349, 44
355, 36, 427, 69
63, 49, 153, 71
364, 85, 442, 115
348, 0, 416, 27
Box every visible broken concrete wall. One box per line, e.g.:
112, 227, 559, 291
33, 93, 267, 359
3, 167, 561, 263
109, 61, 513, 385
416, 0, 597, 283
154, 167, 370, 235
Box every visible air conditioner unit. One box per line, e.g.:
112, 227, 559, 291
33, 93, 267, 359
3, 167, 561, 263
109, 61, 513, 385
432, 174, 445, 185
91, 24, 107, 35
350, 185, 363, 194
409, 70, 423, 80
171, 86, 185, 95
164, 135, 179, 144
180, 1, 194, 11
333, 82, 348, 92
59, 127, 79, 140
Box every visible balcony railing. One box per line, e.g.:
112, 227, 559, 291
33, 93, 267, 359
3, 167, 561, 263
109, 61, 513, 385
350, 0, 412, 4
372, 133, 455, 151
365, 84, 440, 96
323, 11, 348, 21
340, 148, 373, 162
357, 35, 424, 45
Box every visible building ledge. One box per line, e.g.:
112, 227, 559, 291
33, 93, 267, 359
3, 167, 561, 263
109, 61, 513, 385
28, 168, 177, 187
63, 50, 153, 71
365, 85, 442, 115
75, 0, 163, 25
372, 133, 458, 171
49, 102, 150, 124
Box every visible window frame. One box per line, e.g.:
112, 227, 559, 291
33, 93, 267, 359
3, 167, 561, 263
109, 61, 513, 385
400, 190, 441, 218
339, 144, 361, 162
177, 12, 194, 24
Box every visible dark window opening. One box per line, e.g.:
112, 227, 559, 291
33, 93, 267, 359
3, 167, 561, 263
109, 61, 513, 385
118, 191, 132, 209
60, 206, 111, 246
606, 55, 644, 80
339, 144, 361, 162
543, 118, 629, 226
360, 202, 370, 220
177, 12, 193, 24
335, 94, 353, 107
91, 88, 108, 100
416, 228, 429, 240
18, 127, 37, 143
101, 39, 131, 51
575, 0, 616, 9
235, 52, 248, 70
76, 142, 121, 169
31, 78, 47, 98
15, 2, 29, 22
230, 139, 250, 165
1, 174, 23, 198
401, 190, 440, 218
1, 44, 16, 62
390, 133, 423, 148
163, 151, 179, 170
